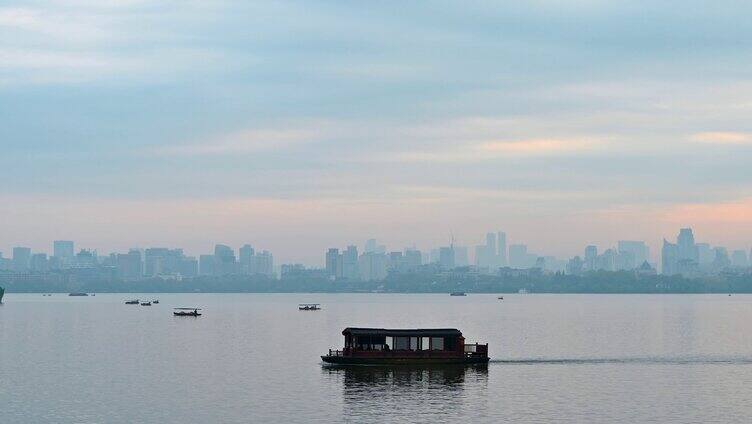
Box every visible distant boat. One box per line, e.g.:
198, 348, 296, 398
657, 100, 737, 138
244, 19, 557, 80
0, 286, 4, 303
125, 299, 139, 305
152, 300, 159, 304
174, 308, 202, 317
140, 301, 152, 306
450, 292, 466, 296
299, 303, 321, 311
69, 292, 89, 297
498, 296, 504, 300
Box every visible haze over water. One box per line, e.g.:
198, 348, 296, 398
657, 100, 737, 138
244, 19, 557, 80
3, 293, 752, 423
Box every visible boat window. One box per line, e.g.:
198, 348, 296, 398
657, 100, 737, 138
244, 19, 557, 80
410, 337, 418, 350
421, 337, 430, 350
394, 337, 410, 350
385, 336, 393, 349
430, 337, 444, 350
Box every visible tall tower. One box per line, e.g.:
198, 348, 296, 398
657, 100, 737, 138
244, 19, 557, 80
497, 232, 507, 266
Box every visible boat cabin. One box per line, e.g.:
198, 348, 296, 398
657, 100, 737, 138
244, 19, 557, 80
299, 303, 321, 311
323, 327, 489, 364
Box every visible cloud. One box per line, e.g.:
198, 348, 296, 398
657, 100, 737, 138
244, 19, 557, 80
691, 132, 752, 145
390, 137, 604, 163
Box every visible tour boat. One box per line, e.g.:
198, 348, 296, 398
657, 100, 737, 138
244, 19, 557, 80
69, 292, 89, 296
322, 328, 489, 365
173, 308, 202, 317
450, 292, 466, 296
125, 299, 139, 305
140, 301, 151, 306
152, 300, 159, 304
299, 303, 321, 311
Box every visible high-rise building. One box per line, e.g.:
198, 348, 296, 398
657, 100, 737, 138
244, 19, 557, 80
509, 244, 528, 269
676, 228, 699, 264
199, 255, 215, 276
12, 247, 31, 273
116, 250, 143, 280
253, 250, 274, 277
343, 245, 359, 280
453, 245, 468, 267
584, 245, 598, 271
358, 252, 387, 281
326, 248, 339, 277
30, 253, 48, 273
364, 239, 377, 254
696, 243, 714, 266
731, 250, 748, 268
214, 244, 236, 275
497, 232, 507, 267
53, 240, 74, 259
439, 246, 455, 269
485, 233, 497, 257
661, 240, 678, 275
404, 248, 422, 270
239, 244, 255, 274
712, 247, 731, 270
617, 241, 649, 268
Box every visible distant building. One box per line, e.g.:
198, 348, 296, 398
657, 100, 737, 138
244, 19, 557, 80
509, 244, 528, 269
253, 250, 274, 277
566, 256, 583, 275
53, 240, 75, 268
439, 246, 455, 270
497, 231, 507, 267
116, 250, 142, 280
199, 254, 215, 276
30, 253, 48, 273
731, 250, 749, 268
696, 243, 714, 267
584, 245, 598, 271
343, 245, 359, 280
239, 244, 255, 274
661, 240, 678, 275
12, 247, 32, 273
617, 241, 649, 269
359, 251, 387, 281
677, 228, 699, 265
325, 248, 339, 278
214, 244, 236, 275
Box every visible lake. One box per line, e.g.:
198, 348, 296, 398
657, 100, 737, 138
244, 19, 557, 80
2, 293, 752, 423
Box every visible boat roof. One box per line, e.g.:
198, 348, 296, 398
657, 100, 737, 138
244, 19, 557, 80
299, 303, 320, 306
342, 327, 462, 337
174, 307, 202, 310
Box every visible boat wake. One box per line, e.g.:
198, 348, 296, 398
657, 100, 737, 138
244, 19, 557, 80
490, 355, 752, 365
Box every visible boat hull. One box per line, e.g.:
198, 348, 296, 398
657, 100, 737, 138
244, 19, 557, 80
321, 355, 489, 365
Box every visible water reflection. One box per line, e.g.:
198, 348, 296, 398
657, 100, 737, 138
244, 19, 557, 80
324, 365, 488, 421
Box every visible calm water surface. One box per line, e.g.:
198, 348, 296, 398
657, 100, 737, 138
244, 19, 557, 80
2, 293, 752, 423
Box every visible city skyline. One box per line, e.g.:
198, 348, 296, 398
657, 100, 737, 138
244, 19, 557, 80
2, 226, 750, 272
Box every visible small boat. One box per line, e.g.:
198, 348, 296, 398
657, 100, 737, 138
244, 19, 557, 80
69, 292, 89, 297
152, 300, 159, 304
299, 303, 321, 311
174, 308, 202, 317
125, 299, 140, 305
0, 286, 4, 303
450, 292, 466, 296
322, 327, 489, 365
498, 296, 504, 300
140, 301, 152, 306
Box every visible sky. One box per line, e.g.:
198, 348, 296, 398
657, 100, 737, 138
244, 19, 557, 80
1, 0, 752, 265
